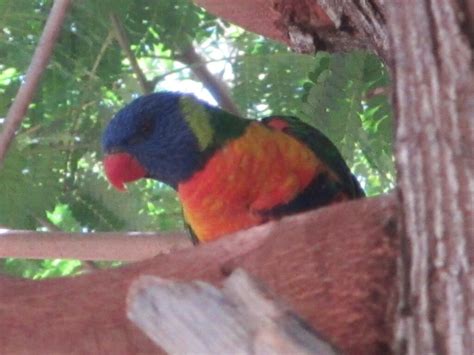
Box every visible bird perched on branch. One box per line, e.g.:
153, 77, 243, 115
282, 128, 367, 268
102, 92, 364, 243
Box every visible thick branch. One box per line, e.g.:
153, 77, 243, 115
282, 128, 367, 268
0, 195, 398, 354
0, 0, 72, 167
194, 0, 288, 44
0, 230, 191, 261
128, 270, 340, 354
194, 0, 389, 61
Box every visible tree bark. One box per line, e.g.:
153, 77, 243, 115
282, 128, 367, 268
0, 195, 397, 355
386, 2, 474, 354
194, 0, 389, 59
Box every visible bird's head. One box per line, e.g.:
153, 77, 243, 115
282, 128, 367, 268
102, 92, 210, 190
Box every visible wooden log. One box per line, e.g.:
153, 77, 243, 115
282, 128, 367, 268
128, 269, 340, 354
0, 194, 398, 354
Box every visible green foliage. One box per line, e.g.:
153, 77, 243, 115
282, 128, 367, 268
301, 51, 394, 195
1, 258, 82, 279
232, 38, 316, 116
67, 165, 182, 232
0, 145, 65, 227
0, 0, 394, 279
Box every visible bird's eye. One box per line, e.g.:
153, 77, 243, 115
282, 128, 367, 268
127, 119, 154, 145
140, 119, 154, 136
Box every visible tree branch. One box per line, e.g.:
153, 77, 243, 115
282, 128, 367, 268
110, 14, 239, 115
128, 270, 340, 354
0, 195, 398, 354
0, 230, 191, 261
177, 44, 241, 115
87, 30, 114, 79
109, 13, 154, 94
0, 0, 72, 167
34, 216, 100, 271
194, 0, 388, 60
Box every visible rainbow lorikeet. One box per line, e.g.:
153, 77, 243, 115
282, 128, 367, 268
102, 92, 364, 243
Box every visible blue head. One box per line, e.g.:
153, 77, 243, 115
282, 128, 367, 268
102, 92, 203, 188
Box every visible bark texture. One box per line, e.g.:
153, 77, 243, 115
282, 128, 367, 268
0, 195, 397, 355
195, 0, 389, 59
386, 2, 474, 354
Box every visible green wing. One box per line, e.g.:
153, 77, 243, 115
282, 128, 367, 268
261, 115, 365, 198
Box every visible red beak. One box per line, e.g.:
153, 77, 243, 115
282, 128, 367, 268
103, 152, 147, 191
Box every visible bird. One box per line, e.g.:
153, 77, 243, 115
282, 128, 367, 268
102, 91, 364, 243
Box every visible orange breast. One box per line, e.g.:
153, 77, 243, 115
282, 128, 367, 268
178, 122, 321, 242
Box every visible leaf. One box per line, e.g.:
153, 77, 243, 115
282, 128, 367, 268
0, 145, 64, 228
301, 51, 394, 195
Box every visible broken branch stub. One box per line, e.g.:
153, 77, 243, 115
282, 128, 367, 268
127, 269, 341, 355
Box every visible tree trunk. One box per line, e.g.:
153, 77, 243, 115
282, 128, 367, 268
386, 2, 474, 354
